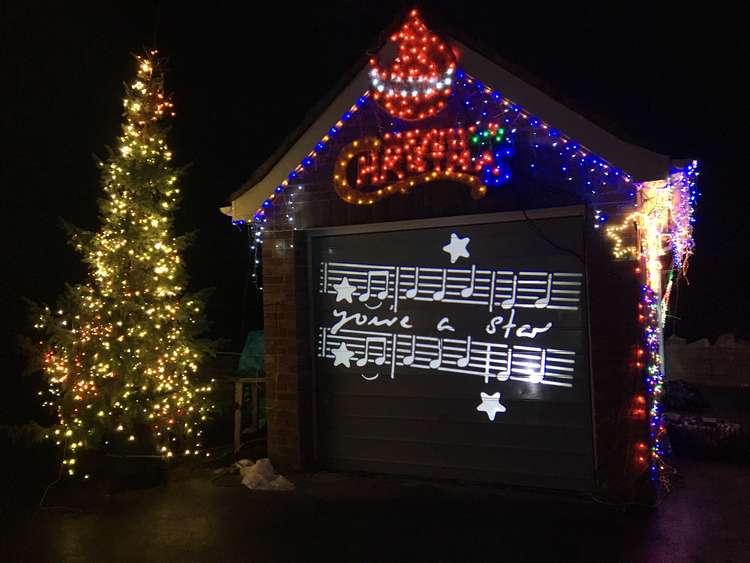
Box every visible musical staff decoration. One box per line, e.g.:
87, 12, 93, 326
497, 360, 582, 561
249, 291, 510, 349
315, 230, 585, 420
324, 262, 582, 313
318, 327, 574, 388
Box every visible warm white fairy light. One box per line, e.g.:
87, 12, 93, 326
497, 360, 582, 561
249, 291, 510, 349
35, 51, 214, 473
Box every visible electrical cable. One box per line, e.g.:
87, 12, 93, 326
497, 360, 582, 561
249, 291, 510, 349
38, 440, 65, 509
507, 164, 586, 263
38, 436, 82, 513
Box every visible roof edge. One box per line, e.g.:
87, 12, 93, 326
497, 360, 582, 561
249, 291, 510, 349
227, 30, 673, 222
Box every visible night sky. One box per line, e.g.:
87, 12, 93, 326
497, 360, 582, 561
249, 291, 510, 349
1, 2, 747, 422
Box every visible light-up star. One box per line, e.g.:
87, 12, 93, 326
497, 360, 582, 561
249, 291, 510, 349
442, 233, 470, 263
476, 392, 507, 421
333, 277, 357, 303
332, 342, 356, 368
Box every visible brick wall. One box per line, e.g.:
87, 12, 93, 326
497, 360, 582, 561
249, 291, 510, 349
262, 229, 312, 470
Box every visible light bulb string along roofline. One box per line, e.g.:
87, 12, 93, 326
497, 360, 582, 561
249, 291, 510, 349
242, 13, 637, 228
243, 70, 635, 229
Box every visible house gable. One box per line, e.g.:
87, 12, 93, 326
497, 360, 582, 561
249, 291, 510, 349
225, 12, 671, 225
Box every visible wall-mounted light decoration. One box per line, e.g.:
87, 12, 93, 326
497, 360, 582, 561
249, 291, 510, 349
369, 10, 457, 120
332, 124, 512, 205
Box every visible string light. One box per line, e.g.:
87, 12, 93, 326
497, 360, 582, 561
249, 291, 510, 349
247, 95, 370, 226
241, 70, 633, 229
630, 162, 699, 484
34, 51, 214, 473
605, 213, 638, 259
668, 161, 699, 273
333, 125, 512, 204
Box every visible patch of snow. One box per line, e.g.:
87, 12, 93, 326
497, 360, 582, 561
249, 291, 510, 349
239, 458, 295, 491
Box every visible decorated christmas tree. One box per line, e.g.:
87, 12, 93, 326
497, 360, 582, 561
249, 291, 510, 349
32, 51, 213, 474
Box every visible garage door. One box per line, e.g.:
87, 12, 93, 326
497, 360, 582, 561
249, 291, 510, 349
309, 210, 594, 492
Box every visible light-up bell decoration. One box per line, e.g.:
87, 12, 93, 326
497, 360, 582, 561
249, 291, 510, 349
369, 9, 457, 120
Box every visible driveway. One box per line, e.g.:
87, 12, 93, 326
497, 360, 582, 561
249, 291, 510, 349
1, 456, 747, 562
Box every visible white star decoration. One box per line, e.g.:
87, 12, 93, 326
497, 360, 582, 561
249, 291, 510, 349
476, 392, 507, 421
442, 233, 470, 263
332, 342, 355, 368
333, 277, 357, 303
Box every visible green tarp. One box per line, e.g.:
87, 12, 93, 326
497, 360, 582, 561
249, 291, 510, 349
238, 330, 264, 376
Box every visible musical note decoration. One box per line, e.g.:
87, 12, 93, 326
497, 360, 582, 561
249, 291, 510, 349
357, 336, 388, 367
405, 267, 420, 299
359, 271, 389, 302
461, 265, 476, 298
497, 348, 512, 381
403, 334, 416, 366
457, 336, 471, 367
501, 274, 517, 309
429, 338, 443, 368
433, 270, 448, 301
534, 273, 552, 309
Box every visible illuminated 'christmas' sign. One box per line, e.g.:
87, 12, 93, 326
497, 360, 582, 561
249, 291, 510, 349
333, 124, 512, 205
